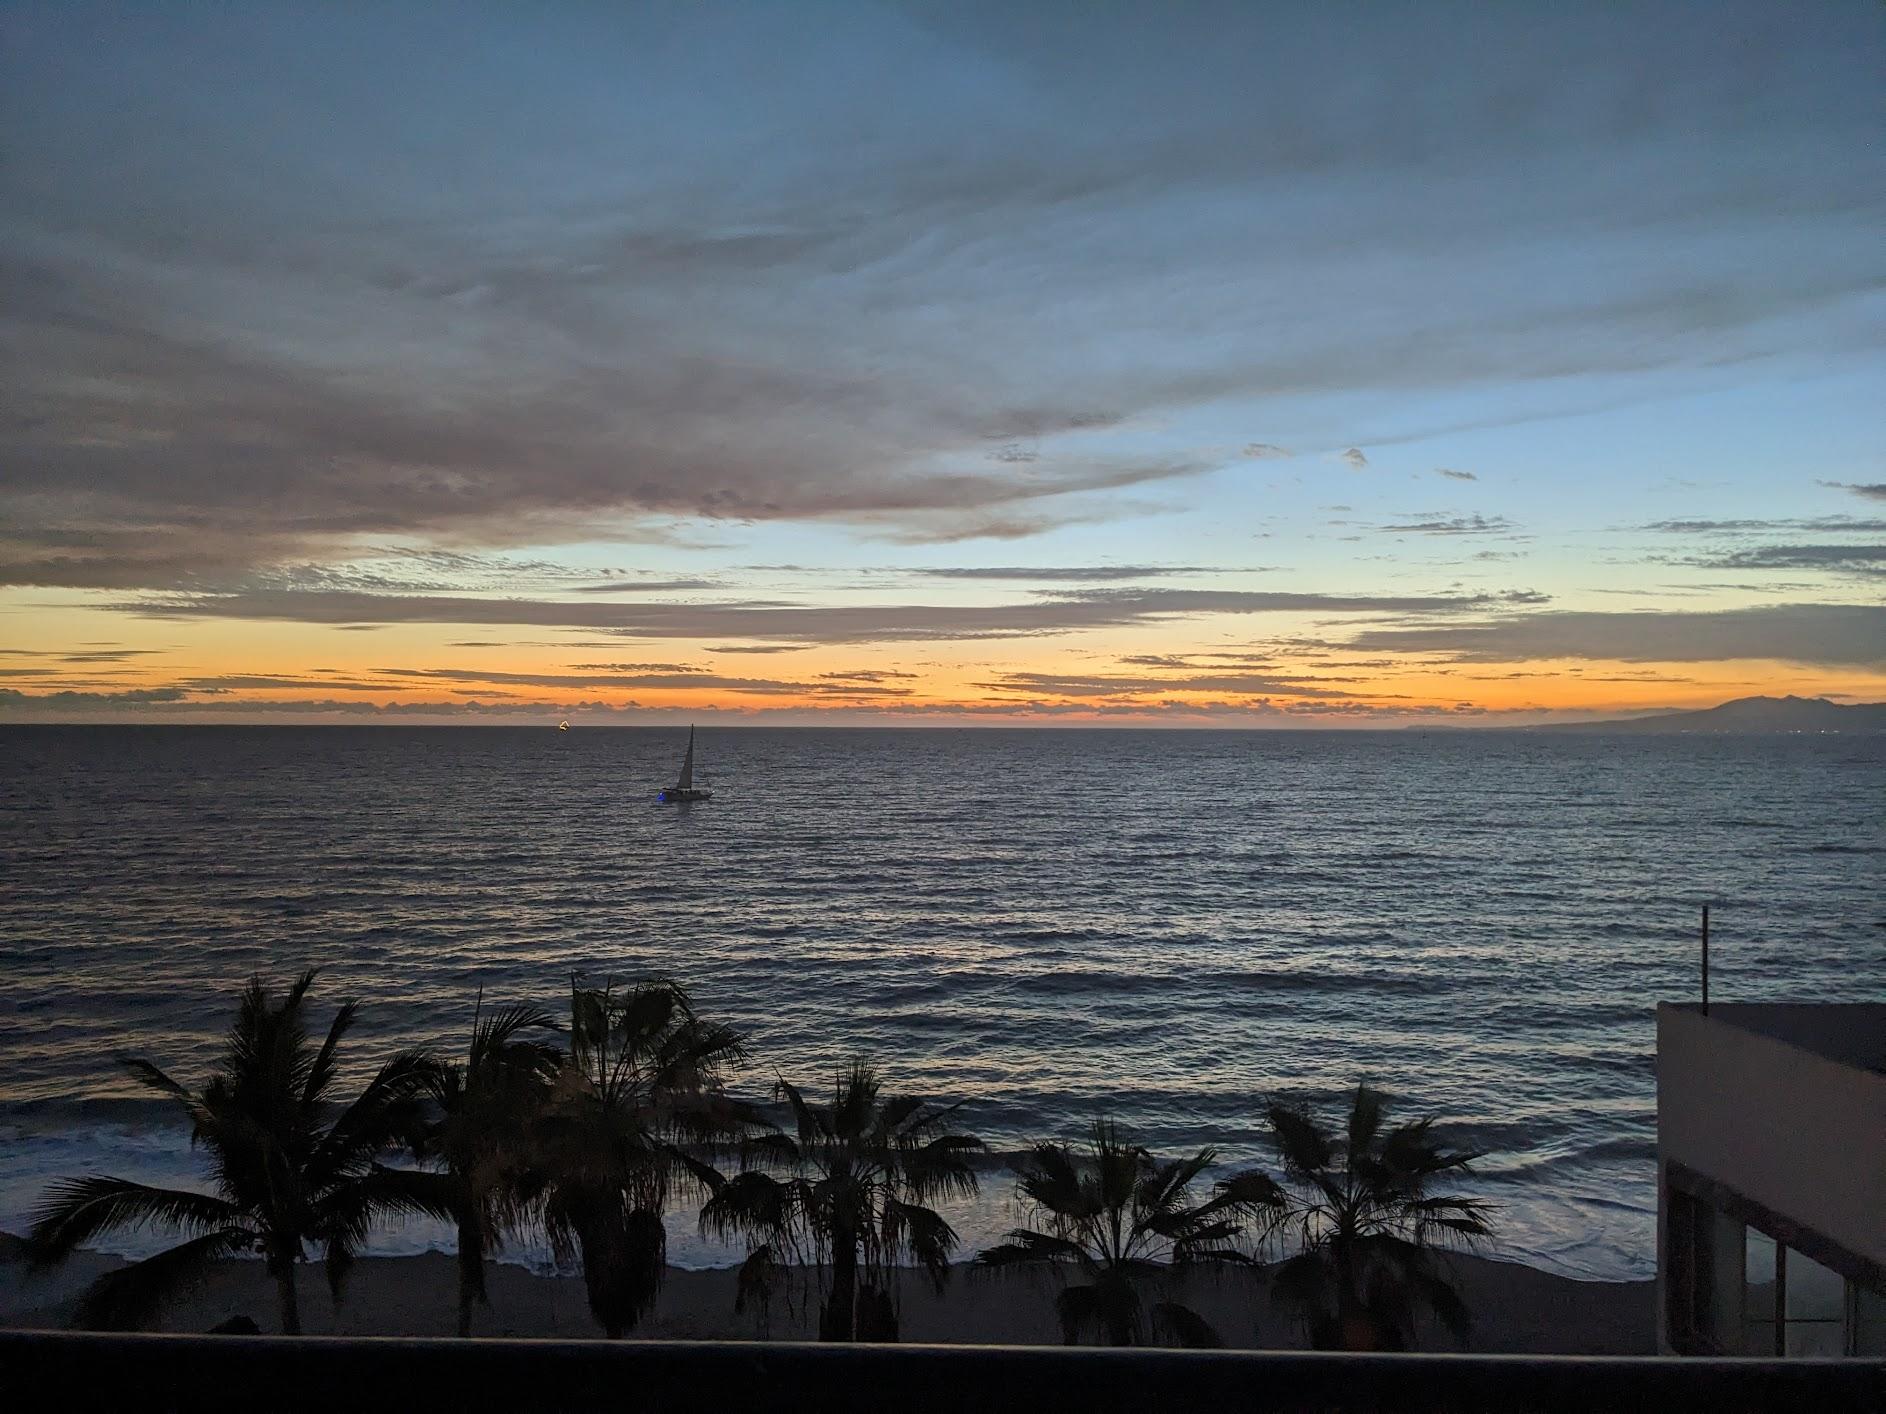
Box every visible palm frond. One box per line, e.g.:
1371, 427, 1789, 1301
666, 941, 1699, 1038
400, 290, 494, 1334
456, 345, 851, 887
69, 1228, 252, 1331
116, 1057, 192, 1106
353, 1165, 461, 1224
1151, 1300, 1223, 1349
473, 1003, 562, 1063
302, 999, 360, 1107
317, 1048, 440, 1168
883, 1198, 958, 1290
1011, 1142, 1088, 1217
1347, 1081, 1389, 1159
1266, 1102, 1334, 1179
775, 1076, 827, 1146
26, 1177, 242, 1266
700, 1170, 791, 1241
732, 1243, 785, 1317
978, 1228, 1093, 1271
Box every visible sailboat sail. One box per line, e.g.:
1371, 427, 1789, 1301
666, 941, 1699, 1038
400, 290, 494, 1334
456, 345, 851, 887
677, 726, 695, 790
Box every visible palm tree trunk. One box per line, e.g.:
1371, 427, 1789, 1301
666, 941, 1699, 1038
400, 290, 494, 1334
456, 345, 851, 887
1333, 1244, 1375, 1352
822, 1231, 857, 1342
456, 1213, 482, 1338
457, 1261, 475, 1336
275, 1258, 301, 1335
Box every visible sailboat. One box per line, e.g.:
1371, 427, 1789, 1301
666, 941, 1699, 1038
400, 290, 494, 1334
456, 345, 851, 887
658, 725, 712, 802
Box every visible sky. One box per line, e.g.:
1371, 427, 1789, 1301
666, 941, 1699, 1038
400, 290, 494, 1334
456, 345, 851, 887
2, 1, 1882, 726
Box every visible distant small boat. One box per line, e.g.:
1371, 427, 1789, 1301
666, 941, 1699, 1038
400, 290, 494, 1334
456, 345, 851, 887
658, 725, 712, 803
558, 720, 570, 732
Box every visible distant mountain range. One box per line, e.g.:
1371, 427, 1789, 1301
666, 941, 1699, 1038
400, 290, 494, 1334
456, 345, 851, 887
1539, 695, 1886, 734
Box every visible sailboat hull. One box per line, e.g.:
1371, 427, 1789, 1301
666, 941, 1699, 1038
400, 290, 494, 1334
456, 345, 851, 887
658, 788, 712, 803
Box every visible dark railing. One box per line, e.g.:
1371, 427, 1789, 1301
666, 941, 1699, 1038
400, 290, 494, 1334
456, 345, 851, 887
2, 1331, 1881, 1413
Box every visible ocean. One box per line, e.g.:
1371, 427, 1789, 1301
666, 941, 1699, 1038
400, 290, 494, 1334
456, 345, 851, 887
2, 725, 1882, 1281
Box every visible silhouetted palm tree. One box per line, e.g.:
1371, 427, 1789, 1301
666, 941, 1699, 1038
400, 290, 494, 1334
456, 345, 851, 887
24, 971, 436, 1332
378, 993, 561, 1335
701, 1060, 983, 1341
979, 1119, 1280, 1348
1266, 1081, 1493, 1350
532, 978, 753, 1337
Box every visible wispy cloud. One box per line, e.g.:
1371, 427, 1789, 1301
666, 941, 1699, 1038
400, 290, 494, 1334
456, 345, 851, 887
573, 578, 720, 594
1340, 449, 1370, 471
1436, 468, 1477, 482
976, 668, 1358, 701
0, 686, 190, 707
107, 585, 1525, 643
908, 565, 1219, 582
1375, 514, 1517, 536
1346, 604, 1885, 667
376, 666, 915, 698
1682, 544, 1886, 578
1641, 516, 1886, 534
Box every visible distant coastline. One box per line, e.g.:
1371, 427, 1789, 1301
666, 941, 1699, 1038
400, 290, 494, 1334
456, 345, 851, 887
1528, 695, 1886, 735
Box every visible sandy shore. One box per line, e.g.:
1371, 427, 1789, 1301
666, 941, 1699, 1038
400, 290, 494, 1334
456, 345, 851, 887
0, 1243, 1652, 1353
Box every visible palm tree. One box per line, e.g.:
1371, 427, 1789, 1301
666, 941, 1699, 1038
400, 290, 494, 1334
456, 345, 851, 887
978, 1119, 1280, 1348
1265, 1081, 1494, 1350
23, 970, 436, 1333
701, 1060, 983, 1341
379, 993, 561, 1336
532, 977, 754, 1337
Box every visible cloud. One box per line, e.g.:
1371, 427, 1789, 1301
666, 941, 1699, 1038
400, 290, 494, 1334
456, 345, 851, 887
1345, 604, 1885, 667
106, 585, 1519, 643
0, 686, 190, 707
1243, 444, 1292, 459
909, 565, 1217, 581
976, 668, 1357, 700
1436, 468, 1477, 481
1682, 544, 1886, 578
1820, 482, 1886, 503
1375, 514, 1517, 536
1640, 516, 1886, 534
0, 690, 634, 718
0, 647, 161, 661
574, 578, 719, 593
1340, 449, 1370, 470
376, 666, 914, 698
7, 4, 1877, 593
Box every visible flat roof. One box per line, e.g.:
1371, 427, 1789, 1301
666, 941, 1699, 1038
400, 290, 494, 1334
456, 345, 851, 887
1667, 1002, 1886, 1074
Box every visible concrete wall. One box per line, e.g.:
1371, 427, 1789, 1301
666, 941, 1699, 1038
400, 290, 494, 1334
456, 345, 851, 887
1658, 1003, 1886, 1280
1702, 1004, 1886, 1073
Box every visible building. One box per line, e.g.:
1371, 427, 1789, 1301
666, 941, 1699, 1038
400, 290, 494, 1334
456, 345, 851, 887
1658, 1002, 1886, 1356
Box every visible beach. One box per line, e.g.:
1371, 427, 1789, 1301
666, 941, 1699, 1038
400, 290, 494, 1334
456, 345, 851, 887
0, 1245, 1652, 1354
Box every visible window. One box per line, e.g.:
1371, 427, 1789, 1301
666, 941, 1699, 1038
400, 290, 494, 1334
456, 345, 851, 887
1740, 1223, 1881, 1357
1670, 1177, 1883, 1358
1783, 1249, 1846, 1357
1744, 1227, 1777, 1356
1668, 1191, 1744, 1352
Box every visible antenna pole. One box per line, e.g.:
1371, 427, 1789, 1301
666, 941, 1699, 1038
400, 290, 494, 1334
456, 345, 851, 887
1700, 903, 1710, 1016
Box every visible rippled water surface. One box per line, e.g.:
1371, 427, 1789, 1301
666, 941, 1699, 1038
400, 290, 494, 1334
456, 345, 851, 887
3, 725, 1882, 1279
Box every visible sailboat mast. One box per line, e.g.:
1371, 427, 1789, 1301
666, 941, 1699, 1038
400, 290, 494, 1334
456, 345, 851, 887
678, 725, 695, 790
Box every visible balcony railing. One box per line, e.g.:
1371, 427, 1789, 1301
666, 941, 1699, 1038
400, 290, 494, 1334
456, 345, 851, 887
3, 1331, 1882, 1413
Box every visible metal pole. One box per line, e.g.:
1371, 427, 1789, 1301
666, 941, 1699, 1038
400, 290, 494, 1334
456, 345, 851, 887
1701, 903, 1709, 1016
